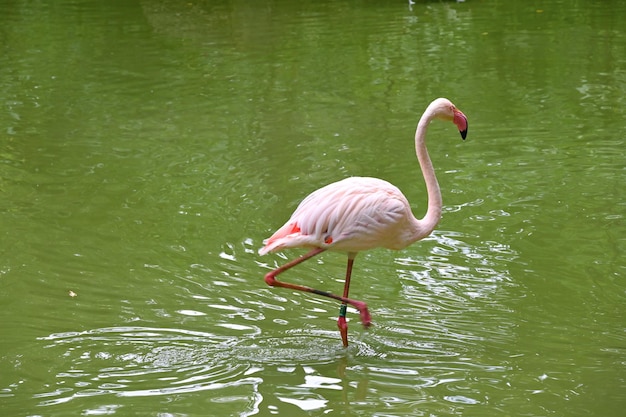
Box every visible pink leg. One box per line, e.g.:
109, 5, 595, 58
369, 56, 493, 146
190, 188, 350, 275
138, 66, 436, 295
264, 248, 371, 331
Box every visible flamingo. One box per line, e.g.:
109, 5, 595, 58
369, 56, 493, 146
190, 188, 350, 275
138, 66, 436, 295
258, 97, 468, 347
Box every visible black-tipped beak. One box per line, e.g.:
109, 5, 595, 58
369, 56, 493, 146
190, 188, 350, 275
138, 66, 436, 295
453, 109, 468, 140
460, 125, 468, 140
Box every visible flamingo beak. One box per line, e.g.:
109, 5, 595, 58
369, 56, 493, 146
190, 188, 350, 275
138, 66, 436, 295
453, 109, 468, 140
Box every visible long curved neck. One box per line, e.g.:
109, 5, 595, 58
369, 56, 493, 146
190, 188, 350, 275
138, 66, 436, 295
413, 112, 442, 237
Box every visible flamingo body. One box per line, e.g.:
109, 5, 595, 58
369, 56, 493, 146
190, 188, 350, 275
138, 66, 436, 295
259, 176, 428, 255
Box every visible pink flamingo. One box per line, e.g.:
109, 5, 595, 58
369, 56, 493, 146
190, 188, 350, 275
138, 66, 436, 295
259, 98, 468, 347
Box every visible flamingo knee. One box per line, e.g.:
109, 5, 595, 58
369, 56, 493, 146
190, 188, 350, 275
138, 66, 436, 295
264, 272, 277, 287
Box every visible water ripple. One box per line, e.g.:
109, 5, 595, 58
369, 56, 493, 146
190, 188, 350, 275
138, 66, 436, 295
32, 326, 268, 413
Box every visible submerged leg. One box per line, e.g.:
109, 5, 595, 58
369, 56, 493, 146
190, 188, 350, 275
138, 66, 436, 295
337, 254, 356, 347
264, 248, 371, 328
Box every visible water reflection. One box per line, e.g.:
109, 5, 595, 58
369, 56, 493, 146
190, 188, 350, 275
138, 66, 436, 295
36, 325, 366, 414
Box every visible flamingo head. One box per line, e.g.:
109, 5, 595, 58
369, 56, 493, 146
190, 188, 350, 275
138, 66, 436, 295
429, 98, 469, 140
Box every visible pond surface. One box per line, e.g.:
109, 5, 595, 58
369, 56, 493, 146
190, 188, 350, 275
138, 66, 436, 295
1, 0, 624, 416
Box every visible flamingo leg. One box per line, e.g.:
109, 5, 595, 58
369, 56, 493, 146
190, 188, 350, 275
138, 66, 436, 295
337, 254, 356, 347
264, 248, 371, 332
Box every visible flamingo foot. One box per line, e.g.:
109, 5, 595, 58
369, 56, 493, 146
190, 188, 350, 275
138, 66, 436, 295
352, 301, 371, 328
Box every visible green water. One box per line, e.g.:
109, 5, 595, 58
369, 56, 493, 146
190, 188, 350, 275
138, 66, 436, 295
1, 0, 624, 416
